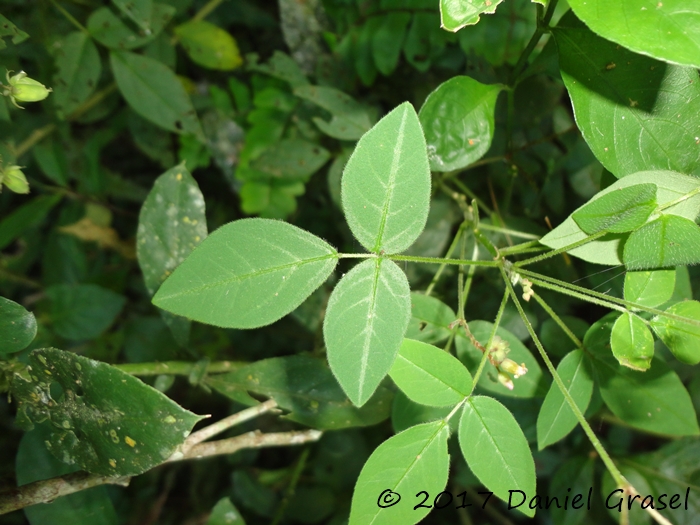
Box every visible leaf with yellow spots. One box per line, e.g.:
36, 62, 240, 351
10, 348, 204, 476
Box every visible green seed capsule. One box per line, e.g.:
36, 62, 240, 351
4, 71, 52, 108
2, 165, 30, 194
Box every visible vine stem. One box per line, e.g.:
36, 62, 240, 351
514, 230, 608, 267
388, 254, 499, 268
49, 0, 89, 34
425, 221, 466, 296
114, 360, 244, 376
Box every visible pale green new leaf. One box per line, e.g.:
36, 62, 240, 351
540, 170, 700, 266
174, 20, 243, 71
568, 0, 700, 69
11, 348, 203, 476
554, 13, 700, 178
110, 51, 203, 138
389, 339, 472, 406
349, 421, 450, 525
153, 219, 338, 329
0, 296, 37, 355
324, 258, 411, 407
294, 85, 373, 140
624, 269, 676, 308
341, 102, 431, 254
459, 396, 536, 517
611, 313, 655, 371
440, 0, 505, 32
53, 32, 101, 117
572, 183, 656, 234
404, 292, 456, 343
623, 215, 700, 270
651, 300, 700, 365
537, 350, 594, 450
419, 76, 501, 172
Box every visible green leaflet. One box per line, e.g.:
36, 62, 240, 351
349, 421, 450, 525
539, 316, 590, 357
341, 101, 431, 254
568, 0, 700, 69
585, 314, 699, 436
611, 312, 655, 371
439, 0, 505, 32
46, 284, 126, 341
88, 4, 174, 51
537, 350, 594, 450
540, 170, 700, 266
404, 292, 456, 343
324, 258, 411, 407
389, 339, 472, 406
0, 13, 29, 49
0, 296, 37, 355
110, 50, 203, 138
206, 356, 392, 429
111, 0, 152, 33
11, 348, 203, 476
419, 76, 501, 172
174, 20, 243, 71
153, 218, 338, 329
250, 139, 330, 180
294, 85, 373, 140
554, 13, 700, 178
455, 320, 547, 398
549, 456, 595, 525
206, 498, 246, 525
0, 194, 62, 251
624, 269, 676, 308
571, 183, 657, 234
459, 396, 536, 517
651, 300, 700, 365
623, 215, 700, 270
391, 390, 452, 433
373, 13, 411, 76
53, 32, 101, 118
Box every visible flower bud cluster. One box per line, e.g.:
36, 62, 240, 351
488, 335, 528, 391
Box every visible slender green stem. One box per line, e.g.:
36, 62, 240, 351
445, 179, 494, 217
471, 289, 509, 389
508, 27, 543, 85
459, 242, 481, 318
338, 253, 376, 259
192, 0, 226, 21
530, 291, 583, 349
425, 222, 466, 296
49, 0, 89, 34
477, 224, 540, 240
114, 360, 244, 376
499, 264, 628, 488
271, 448, 310, 525
656, 186, 700, 213
388, 254, 499, 267
457, 228, 468, 320
499, 240, 546, 256
542, 0, 560, 26
523, 274, 627, 313
514, 230, 608, 267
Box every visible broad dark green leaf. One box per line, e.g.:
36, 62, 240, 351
349, 421, 450, 525
572, 183, 656, 234
440, 0, 505, 32
294, 85, 373, 140
324, 258, 411, 406
373, 13, 411, 76
110, 50, 203, 137
549, 456, 594, 525
601, 465, 652, 525
419, 76, 501, 172
206, 497, 246, 525
539, 316, 590, 358
153, 218, 337, 329
207, 356, 392, 429
88, 4, 174, 50
651, 300, 700, 365
46, 284, 126, 340
624, 269, 676, 308
623, 215, 700, 270
537, 350, 594, 450
611, 312, 655, 371
342, 102, 431, 254
403, 13, 446, 73
33, 137, 70, 186
17, 424, 118, 525
568, 0, 700, 69
585, 314, 699, 436
0, 296, 37, 355
251, 139, 330, 180
0, 194, 62, 251
174, 20, 243, 70
541, 170, 700, 266
389, 339, 472, 406
459, 396, 536, 517
0, 13, 29, 49
11, 348, 203, 476
404, 292, 456, 343
554, 13, 700, 178
112, 0, 152, 33
53, 32, 101, 117
455, 321, 547, 398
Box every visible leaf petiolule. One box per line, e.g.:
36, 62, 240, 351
651, 300, 700, 365
459, 396, 536, 517
389, 339, 472, 407
341, 101, 431, 254
572, 183, 657, 234
537, 350, 594, 450
623, 215, 700, 270
349, 421, 450, 525
324, 258, 411, 407
153, 219, 338, 329
610, 312, 655, 371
